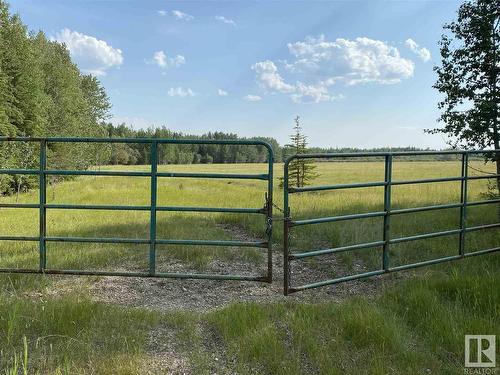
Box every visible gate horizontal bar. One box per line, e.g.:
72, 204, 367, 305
389, 255, 461, 271
389, 228, 461, 244
44, 170, 151, 177
0, 236, 39, 241
464, 247, 500, 257
391, 176, 462, 185
0, 203, 40, 209
155, 239, 267, 247
466, 198, 500, 207
156, 206, 265, 214
468, 174, 500, 180
0, 136, 273, 148
45, 236, 149, 244
0, 169, 39, 175
291, 211, 386, 226
157, 172, 269, 180
0, 268, 39, 274
0, 203, 265, 214
391, 202, 462, 215
465, 223, 500, 232
290, 270, 385, 292
289, 181, 386, 193
289, 240, 385, 259
0, 268, 267, 281
285, 150, 496, 160
46, 204, 151, 211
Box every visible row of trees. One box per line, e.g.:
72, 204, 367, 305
102, 124, 282, 165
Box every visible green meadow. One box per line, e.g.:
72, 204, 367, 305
0, 161, 498, 374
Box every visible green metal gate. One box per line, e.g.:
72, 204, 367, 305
283, 150, 500, 295
0, 137, 274, 282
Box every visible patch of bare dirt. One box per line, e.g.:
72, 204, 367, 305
83, 223, 400, 312
141, 326, 191, 375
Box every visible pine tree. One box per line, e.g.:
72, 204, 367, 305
280, 116, 318, 188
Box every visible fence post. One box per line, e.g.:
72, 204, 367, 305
382, 154, 393, 271
283, 159, 290, 295
266, 147, 274, 283
459, 153, 469, 256
39, 139, 47, 272
149, 141, 158, 275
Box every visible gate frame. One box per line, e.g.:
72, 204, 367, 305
0, 136, 274, 282
283, 150, 500, 295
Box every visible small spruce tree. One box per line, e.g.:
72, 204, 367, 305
280, 116, 318, 188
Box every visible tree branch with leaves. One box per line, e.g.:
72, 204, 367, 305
428, 0, 500, 198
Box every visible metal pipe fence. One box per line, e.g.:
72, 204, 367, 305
0, 137, 274, 282
283, 150, 500, 295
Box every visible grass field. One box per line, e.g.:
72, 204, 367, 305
0, 160, 498, 373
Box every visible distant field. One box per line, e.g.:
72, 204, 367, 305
0, 160, 498, 373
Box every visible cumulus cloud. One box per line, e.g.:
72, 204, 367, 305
172, 10, 193, 21
150, 51, 185, 69
286, 35, 414, 85
252, 61, 295, 93
218, 89, 228, 96
53, 28, 123, 76
243, 95, 262, 102
215, 15, 236, 26
250, 35, 416, 103
251, 60, 341, 103
405, 38, 431, 62
167, 87, 195, 97
157, 10, 167, 16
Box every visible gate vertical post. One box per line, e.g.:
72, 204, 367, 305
459, 153, 469, 256
266, 147, 274, 283
149, 141, 158, 275
39, 139, 47, 272
283, 158, 290, 295
382, 154, 392, 271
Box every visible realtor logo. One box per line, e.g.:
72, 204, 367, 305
465, 335, 496, 368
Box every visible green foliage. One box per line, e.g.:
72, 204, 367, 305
430, 0, 500, 196
280, 116, 319, 188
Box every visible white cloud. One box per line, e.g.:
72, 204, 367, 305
218, 89, 228, 96
215, 15, 236, 26
172, 10, 194, 21
53, 28, 123, 76
167, 87, 195, 98
157, 10, 167, 16
251, 60, 341, 103
150, 51, 185, 69
251, 60, 295, 93
405, 38, 431, 62
286, 35, 414, 85
243, 94, 262, 102
291, 82, 344, 104
250, 35, 416, 103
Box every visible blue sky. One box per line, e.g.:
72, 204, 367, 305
10, 0, 462, 148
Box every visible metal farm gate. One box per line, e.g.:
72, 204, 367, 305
0, 137, 274, 282
283, 150, 500, 295
1, 139, 499, 295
